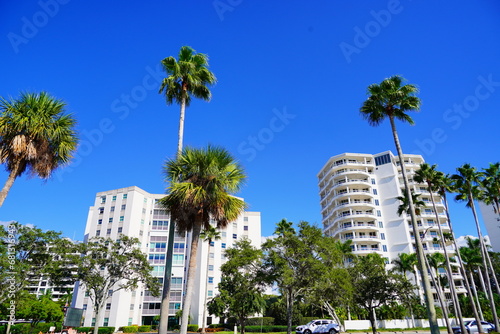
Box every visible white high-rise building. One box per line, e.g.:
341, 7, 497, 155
480, 202, 500, 253
72, 186, 261, 329
318, 151, 467, 301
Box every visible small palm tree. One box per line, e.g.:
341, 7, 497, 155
0, 92, 78, 206
200, 225, 221, 334
275, 218, 295, 236
392, 252, 417, 280
452, 164, 498, 331
460, 240, 485, 320
360, 75, 438, 334
397, 191, 425, 216
161, 145, 246, 334
481, 162, 500, 215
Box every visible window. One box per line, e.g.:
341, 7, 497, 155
169, 302, 181, 313
144, 198, 148, 203
83, 304, 87, 310
150, 242, 167, 252
112, 195, 117, 201
152, 266, 165, 275
98, 207, 104, 214
377, 210, 381, 217
221, 232, 227, 237
149, 254, 166, 264
107, 229, 111, 235
208, 265, 214, 271
121, 204, 126, 210
382, 245, 387, 252
232, 234, 237, 239
152, 220, 168, 230
98, 219, 102, 225
118, 227, 123, 233
103, 318, 109, 326
209, 252, 214, 258
173, 254, 184, 265
109, 218, 113, 223
221, 243, 226, 249
91, 318, 96, 326
373, 189, 378, 195
375, 199, 379, 206
233, 222, 237, 228
100, 196, 106, 204
142, 208, 146, 214
106, 303, 111, 310
123, 194, 128, 199
120, 216, 124, 222
244, 217, 248, 222
174, 243, 185, 253
171, 277, 183, 287
244, 226, 248, 231
108, 289, 113, 297
381, 233, 385, 240
208, 277, 214, 284
207, 290, 213, 297
96, 230, 101, 236
130, 304, 134, 310
110, 206, 115, 212
375, 153, 391, 166
371, 178, 376, 184
210, 241, 214, 246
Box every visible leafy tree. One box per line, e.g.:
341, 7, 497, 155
157, 46, 217, 334
16, 292, 64, 328
161, 145, 246, 334
0, 222, 76, 304
359, 75, 438, 334
262, 221, 323, 334
452, 164, 498, 330
200, 226, 221, 334
349, 254, 411, 334
0, 92, 78, 206
208, 238, 266, 334
76, 236, 160, 334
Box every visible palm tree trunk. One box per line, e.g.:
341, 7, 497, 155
442, 189, 482, 331
180, 221, 202, 334
483, 243, 500, 295
159, 220, 178, 334
469, 196, 499, 331
470, 271, 484, 320
177, 97, 186, 157
430, 191, 466, 333
201, 240, 211, 334
0, 163, 22, 207
389, 116, 439, 334
425, 256, 453, 334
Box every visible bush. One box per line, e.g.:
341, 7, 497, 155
243, 325, 288, 332
138, 326, 151, 332
207, 324, 224, 329
187, 324, 199, 332
246, 318, 274, 326
76, 327, 115, 334
119, 326, 139, 333
9, 324, 31, 334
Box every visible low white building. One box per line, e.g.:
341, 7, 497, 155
72, 186, 261, 329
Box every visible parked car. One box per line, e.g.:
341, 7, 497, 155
452, 320, 496, 334
296, 319, 340, 334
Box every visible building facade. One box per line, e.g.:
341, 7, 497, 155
318, 151, 466, 301
480, 202, 500, 253
72, 186, 261, 329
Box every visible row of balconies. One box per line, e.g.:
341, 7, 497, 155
318, 158, 374, 184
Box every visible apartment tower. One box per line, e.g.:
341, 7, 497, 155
72, 186, 261, 329
318, 151, 466, 301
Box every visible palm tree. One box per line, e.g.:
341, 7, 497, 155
481, 162, 500, 215
158, 46, 216, 334
161, 145, 246, 334
414, 163, 466, 333
0, 91, 77, 207
460, 240, 485, 320
200, 225, 221, 334
360, 75, 439, 334
159, 46, 217, 157
275, 218, 296, 236
452, 164, 498, 330
397, 191, 425, 216
392, 252, 417, 280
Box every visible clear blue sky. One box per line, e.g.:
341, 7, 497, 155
0, 0, 499, 240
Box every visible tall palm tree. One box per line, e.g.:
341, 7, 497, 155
452, 164, 498, 330
360, 75, 439, 334
0, 91, 78, 207
460, 241, 485, 320
161, 145, 246, 334
414, 163, 466, 333
158, 46, 216, 334
481, 162, 500, 215
392, 252, 417, 280
437, 174, 484, 326
159, 46, 217, 157
200, 225, 221, 334
397, 191, 425, 216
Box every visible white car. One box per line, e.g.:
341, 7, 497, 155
452, 320, 496, 334
296, 319, 340, 334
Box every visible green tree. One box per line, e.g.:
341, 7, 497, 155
76, 236, 160, 334
452, 164, 498, 330
350, 253, 411, 334
208, 238, 266, 334
0, 222, 76, 304
157, 46, 217, 334
481, 162, 500, 215
460, 240, 485, 320
359, 75, 438, 334
200, 226, 221, 334
16, 292, 64, 328
391, 252, 417, 280
262, 221, 323, 334
161, 145, 246, 334
0, 92, 78, 206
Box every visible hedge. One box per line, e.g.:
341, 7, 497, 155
187, 324, 199, 332
208, 324, 224, 329
246, 318, 274, 326
138, 325, 151, 332
76, 326, 116, 334
242, 325, 288, 332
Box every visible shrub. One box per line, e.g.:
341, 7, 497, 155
119, 326, 139, 333
207, 324, 223, 329
187, 324, 199, 332
76, 327, 115, 334
246, 318, 274, 326
243, 325, 288, 333
138, 326, 151, 332
297, 317, 318, 325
